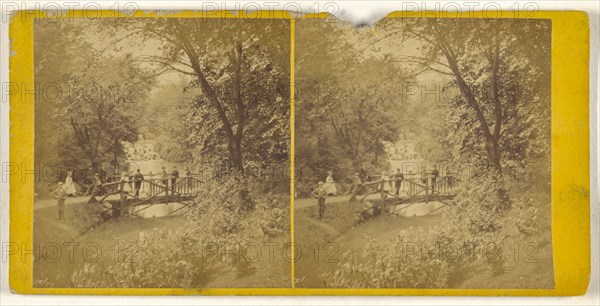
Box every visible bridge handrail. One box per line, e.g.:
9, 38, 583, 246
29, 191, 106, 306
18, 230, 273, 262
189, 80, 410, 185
99, 175, 205, 187
170, 176, 204, 188
362, 178, 428, 189
358, 174, 461, 203
88, 175, 204, 204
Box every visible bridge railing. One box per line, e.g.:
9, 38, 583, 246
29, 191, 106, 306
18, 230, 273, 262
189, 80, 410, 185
88, 176, 204, 203
359, 175, 461, 202
135, 176, 204, 198
432, 176, 462, 195
170, 176, 204, 196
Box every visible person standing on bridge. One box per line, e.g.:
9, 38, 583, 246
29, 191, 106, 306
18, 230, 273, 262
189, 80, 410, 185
133, 169, 144, 197
379, 171, 391, 194
431, 165, 439, 194
393, 168, 404, 196
171, 166, 180, 195
119, 171, 130, 194
183, 167, 192, 195
161, 167, 169, 196
311, 181, 328, 221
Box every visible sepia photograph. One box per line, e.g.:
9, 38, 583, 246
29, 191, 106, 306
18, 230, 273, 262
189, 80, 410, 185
294, 17, 553, 289
2, 1, 595, 301
32, 15, 291, 288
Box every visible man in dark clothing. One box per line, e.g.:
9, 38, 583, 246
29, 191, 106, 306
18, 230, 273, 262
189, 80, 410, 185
311, 182, 328, 220
393, 168, 404, 196
431, 166, 439, 194
133, 169, 144, 197
171, 166, 180, 194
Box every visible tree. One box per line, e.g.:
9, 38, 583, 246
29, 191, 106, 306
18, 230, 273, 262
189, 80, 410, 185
54, 55, 154, 172
108, 18, 290, 173
295, 20, 412, 178
34, 19, 88, 182
373, 18, 551, 174
34, 19, 154, 189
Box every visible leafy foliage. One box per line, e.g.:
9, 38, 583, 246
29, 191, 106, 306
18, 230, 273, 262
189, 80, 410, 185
324, 173, 546, 287
295, 20, 413, 178
34, 19, 154, 187
322, 227, 450, 288
186, 176, 290, 240
374, 18, 551, 173
71, 229, 208, 288
106, 18, 291, 172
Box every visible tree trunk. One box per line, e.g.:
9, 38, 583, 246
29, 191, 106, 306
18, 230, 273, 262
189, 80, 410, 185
113, 138, 119, 170
431, 20, 503, 173
227, 137, 244, 173
173, 23, 245, 174
485, 136, 502, 173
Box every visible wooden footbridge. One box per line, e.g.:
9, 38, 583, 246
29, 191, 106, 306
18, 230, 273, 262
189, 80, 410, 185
357, 174, 461, 215
87, 176, 204, 218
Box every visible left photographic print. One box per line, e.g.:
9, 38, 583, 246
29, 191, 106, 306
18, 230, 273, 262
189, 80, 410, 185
32, 15, 291, 288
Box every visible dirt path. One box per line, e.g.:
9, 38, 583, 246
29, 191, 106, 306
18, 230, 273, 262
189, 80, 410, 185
35, 195, 91, 210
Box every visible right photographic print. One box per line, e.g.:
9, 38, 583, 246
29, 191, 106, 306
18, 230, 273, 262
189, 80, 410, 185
293, 16, 553, 289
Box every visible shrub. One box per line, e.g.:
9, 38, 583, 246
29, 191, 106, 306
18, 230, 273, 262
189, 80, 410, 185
70, 175, 290, 287
187, 176, 289, 238
68, 202, 109, 233
71, 228, 209, 288
322, 227, 450, 288
294, 177, 315, 198
322, 172, 547, 288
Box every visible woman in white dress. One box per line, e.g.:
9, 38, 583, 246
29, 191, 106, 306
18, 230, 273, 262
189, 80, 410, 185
324, 170, 337, 195
63, 170, 77, 196
119, 171, 131, 194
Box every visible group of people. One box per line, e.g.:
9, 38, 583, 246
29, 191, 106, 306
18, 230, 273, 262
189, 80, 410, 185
310, 166, 441, 221
119, 166, 186, 198
50, 166, 192, 222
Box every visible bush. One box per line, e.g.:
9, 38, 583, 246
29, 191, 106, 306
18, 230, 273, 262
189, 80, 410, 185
70, 175, 290, 287
68, 202, 109, 233
322, 227, 450, 288
255, 193, 289, 234
294, 177, 316, 198
322, 172, 546, 288
71, 228, 209, 288
187, 176, 289, 238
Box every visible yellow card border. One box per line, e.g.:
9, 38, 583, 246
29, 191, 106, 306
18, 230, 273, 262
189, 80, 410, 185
9, 10, 590, 295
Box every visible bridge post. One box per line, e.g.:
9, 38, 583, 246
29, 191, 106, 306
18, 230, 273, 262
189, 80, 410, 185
164, 182, 169, 204
117, 180, 125, 218
425, 180, 429, 204
119, 188, 125, 217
